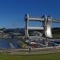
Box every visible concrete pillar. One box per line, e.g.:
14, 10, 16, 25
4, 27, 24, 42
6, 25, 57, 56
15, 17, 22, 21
42, 15, 47, 37
25, 14, 29, 39
42, 15, 52, 46
43, 15, 52, 38
43, 15, 48, 46
47, 15, 52, 38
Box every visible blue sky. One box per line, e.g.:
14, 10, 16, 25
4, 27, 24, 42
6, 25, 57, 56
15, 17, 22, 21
0, 0, 60, 28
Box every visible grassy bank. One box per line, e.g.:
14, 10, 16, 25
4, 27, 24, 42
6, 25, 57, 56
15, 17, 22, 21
0, 53, 60, 60
53, 34, 60, 38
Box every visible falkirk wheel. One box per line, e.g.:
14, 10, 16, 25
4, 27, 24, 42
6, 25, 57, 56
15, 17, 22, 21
24, 14, 60, 39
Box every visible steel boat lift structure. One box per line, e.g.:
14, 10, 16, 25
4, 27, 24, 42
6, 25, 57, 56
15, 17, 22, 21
24, 14, 60, 39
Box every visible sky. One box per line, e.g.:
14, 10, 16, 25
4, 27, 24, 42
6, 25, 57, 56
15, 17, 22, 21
0, 0, 60, 28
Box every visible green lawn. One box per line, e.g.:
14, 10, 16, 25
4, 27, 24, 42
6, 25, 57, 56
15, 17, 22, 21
53, 34, 60, 38
0, 53, 60, 60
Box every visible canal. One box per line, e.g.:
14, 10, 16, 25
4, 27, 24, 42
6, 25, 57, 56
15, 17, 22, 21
0, 38, 21, 49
